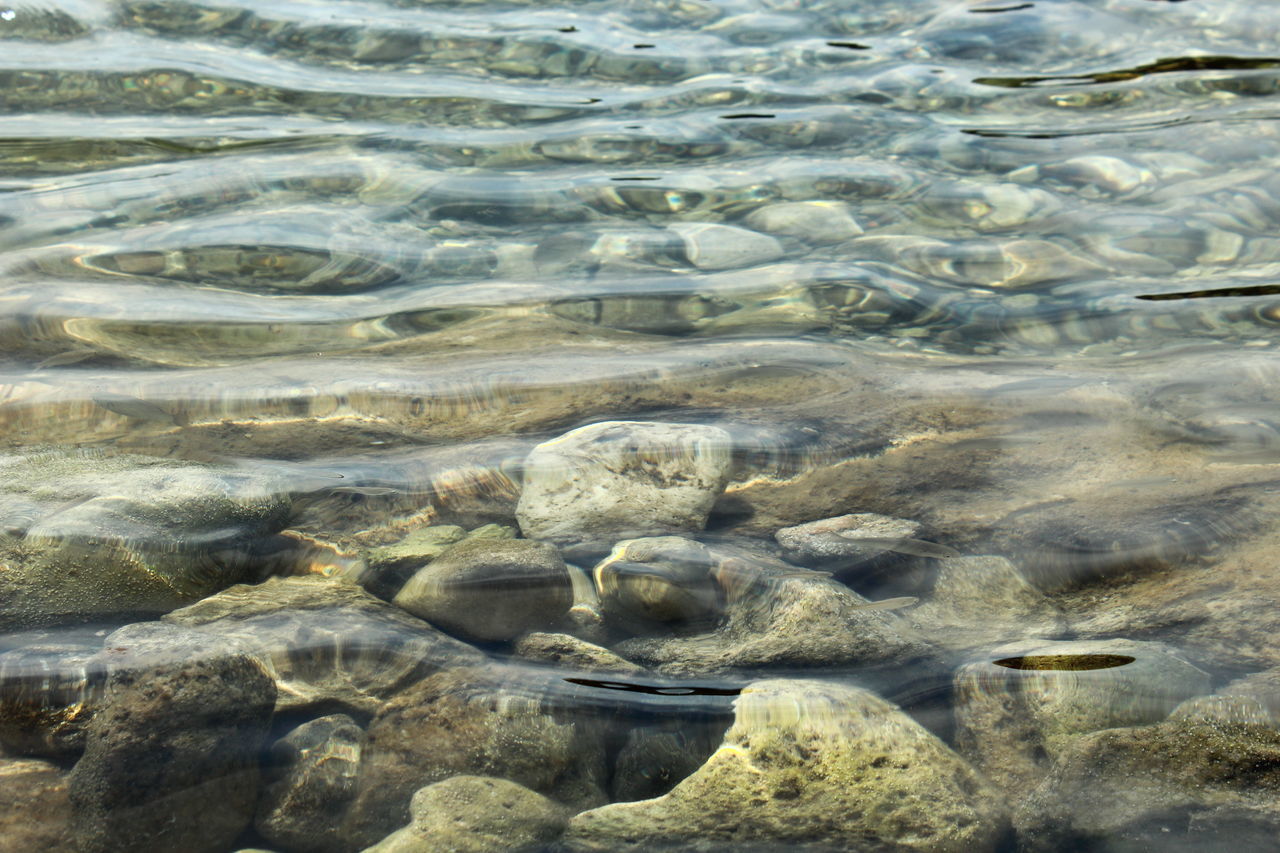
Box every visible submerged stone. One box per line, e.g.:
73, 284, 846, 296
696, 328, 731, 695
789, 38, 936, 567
614, 547, 932, 676
774, 512, 926, 565
516, 421, 733, 549
393, 538, 573, 642
165, 576, 485, 715
0, 757, 74, 853
953, 638, 1211, 795
512, 632, 646, 675
257, 714, 366, 853
669, 223, 784, 271
743, 200, 862, 245
68, 622, 277, 853
0, 450, 290, 630
592, 536, 722, 629
1015, 716, 1280, 852
0, 633, 104, 758
361, 775, 568, 853
911, 555, 1065, 650
342, 664, 607, 848
564, 679, 1008, 852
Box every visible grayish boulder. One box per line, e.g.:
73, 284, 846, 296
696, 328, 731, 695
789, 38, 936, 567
668, 222, 783, 270
256, 714, 365, 853
615, 548, 932, 676
774, 512, 924, 563
0, 451, 290, 630
516, 421, 733, 547
512, 632, 645, 675
1015, 715, 1280, 852
341, 664, 607, 849
68, 622, 277, 853
166, 576, 484, 715
564, 679, 1008, 852
394, 538, 572, 642
592, 537, 721, 628
954, 638, 1211, 795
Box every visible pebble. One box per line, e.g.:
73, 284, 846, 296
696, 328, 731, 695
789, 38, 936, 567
361, 775, 568, 853
394, 538, 573, 642
743, 200, 862, 245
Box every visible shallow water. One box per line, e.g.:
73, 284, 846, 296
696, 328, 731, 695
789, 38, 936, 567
4, 0, 1280, 851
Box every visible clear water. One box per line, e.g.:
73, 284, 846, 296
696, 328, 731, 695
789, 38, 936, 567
4, 0, 1280, 850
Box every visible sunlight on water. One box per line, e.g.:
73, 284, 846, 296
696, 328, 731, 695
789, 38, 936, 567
4, 0, 1280, 850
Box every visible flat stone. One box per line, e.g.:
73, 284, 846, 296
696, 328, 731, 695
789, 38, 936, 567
394, 538, 573, 642
1015, 716, 1280, 852
564, 679, 1008, 852
954, 638, 1211, 796
257, 714, 365, 853
516, 421, 733, 548
512, 632, 645, 675
743, 200, 862, 245
342, 664, 607, 849
166, 576, 485, 715
364, 525, 467, 574
68, 622, 277, 853
774, 513, 924, 563
361, 776, 568, 853
0, 757, 74, 853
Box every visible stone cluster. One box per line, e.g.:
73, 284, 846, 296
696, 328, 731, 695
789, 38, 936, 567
0, 426, 1275, 853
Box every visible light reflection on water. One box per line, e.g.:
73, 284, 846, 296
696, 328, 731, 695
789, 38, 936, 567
3, 0, 1280, 850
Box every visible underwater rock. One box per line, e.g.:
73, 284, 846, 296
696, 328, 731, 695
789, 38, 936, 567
592, 536, 721, 629
165, 576, 484, 715
512, 632, 645, 675
564, 679, 1008, 852
0, 450, 290, 630
1014, 716, 1280, 852
257, 714, 366, 853
614, 548, 932, 676
516, 421, 733, 549
611, 722, 724, 803
1212, 667, 1280, 725
360, 775, 568, 853
774, 512, 925, 564
953, 638, 1211, 796
394, 538, 573, 643
743, 200, 862, 245
342, 664, 607, 849
363, 525, 467, 575
0, 632, 104, 758
668, 222, 783, 270
911, 555, 1065, 650
68, 622, 276, 853
0, 757, 74, 853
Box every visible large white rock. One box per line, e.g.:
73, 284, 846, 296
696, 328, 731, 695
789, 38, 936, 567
516, 421, 733, 547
